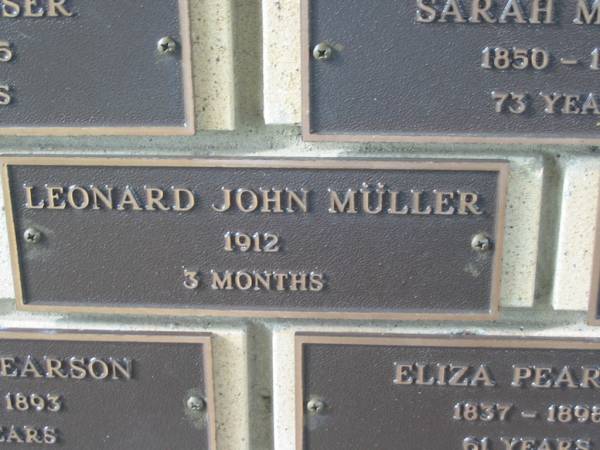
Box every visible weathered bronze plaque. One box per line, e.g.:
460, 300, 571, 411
0, 0, 193, 135
2, 157, 508, 320
0, 330, 215, 448
303, 0, 600, 144
297, 334, 600, 450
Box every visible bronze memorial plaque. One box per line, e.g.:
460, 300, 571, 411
0, 331, 215, 449
297, 334, 600, 450
303, 0, 600, 144
0, 0, 193, 135
2, 157, 508, 320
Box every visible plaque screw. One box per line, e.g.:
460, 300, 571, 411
186, 396, 206, 413
157, 36, 178, 55
471, 233, 492, 252
23, 228, 42, 244
306, 398, 326, 414
313, 42, 333, 61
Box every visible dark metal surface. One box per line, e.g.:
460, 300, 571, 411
592, 272, 600, 324
0, 0, 192, 133
3, 157, 507, 319
297, 334, 600, 450
303, 0, 600, 143
0, 331, 214, 449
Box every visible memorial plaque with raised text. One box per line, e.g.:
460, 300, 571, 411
0, 331, 215, 449
0, 0, 194, 135
297, 334, 600, 450
2, 157, 508, 320
303, 0, 600, 144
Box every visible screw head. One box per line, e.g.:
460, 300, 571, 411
157, 36, 178, 55
313, 42, 333, 61
306, 398, 326, 414
471, 233, 492, 252
23, 228, 42, 244
186, 396, 206, 413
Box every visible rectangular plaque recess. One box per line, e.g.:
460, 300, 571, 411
296, 334, 600, 450
587, 194, 600, 325
0, 330, 215, 449
2, 157, 508, 320
302, 0, 600, 144
0, 0, 194, 135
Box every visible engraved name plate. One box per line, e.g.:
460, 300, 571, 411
0, 0, 193, 135
303, 0, 600, 144
0, 331, 215, 448
297, 334, 600, 450
2, 157, 508, 320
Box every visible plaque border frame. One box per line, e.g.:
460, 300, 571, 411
294, 333, 600, 450
301, 0, 600, 145
0, 0, 195, 137
0, 329, 216, 449
2, 156, 508, 321
588, 194, 600, 325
